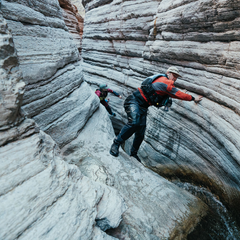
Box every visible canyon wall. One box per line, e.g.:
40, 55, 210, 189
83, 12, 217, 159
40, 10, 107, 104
59, 0, 84, 53
0, 0, 208, 239
1, 0, 91, 148
82, 0, 240, 223
71, 0, 85, 17
0, 9, 125, 240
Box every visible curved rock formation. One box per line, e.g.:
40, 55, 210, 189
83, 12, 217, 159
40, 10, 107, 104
0, 8, 125, 240
1, 0, 91, 148
59, 0, 84, 53
81, 0, 240, 224
0, 0, 208, 239
0, 15, 25, 131
71, 0, 85, 18
62, 105, 207, 240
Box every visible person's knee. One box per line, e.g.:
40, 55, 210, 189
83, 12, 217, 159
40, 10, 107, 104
128, 113, 141, 127
129, 120, 141, 128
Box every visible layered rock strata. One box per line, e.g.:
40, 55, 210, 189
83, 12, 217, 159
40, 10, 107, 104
0, 12, 125, 240
0, 14, 25, 131
82, 0, 240, 223
0, 0, 208, 239
1, 0, 92, 148
59, 0, 84, 53
71, 0, 86, 18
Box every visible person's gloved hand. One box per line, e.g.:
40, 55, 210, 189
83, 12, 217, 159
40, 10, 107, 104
119, 95, 122, 99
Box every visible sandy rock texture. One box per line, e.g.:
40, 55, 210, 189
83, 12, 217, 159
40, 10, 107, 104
0, 131, 125, 240
81, 0, 240, 223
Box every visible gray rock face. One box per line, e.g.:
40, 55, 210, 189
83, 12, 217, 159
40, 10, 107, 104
0, 15, 25, 130
1, 0, 96, 148
0, 9, 125, 240
62, 105, 207, 240
81, 0, 240, 223
59, 0, 84, 53
0, 0, 210, 239
0, 130, 126, 240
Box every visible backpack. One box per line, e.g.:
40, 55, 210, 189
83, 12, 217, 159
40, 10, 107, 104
141, 74, 172, 108
95, 89, 108, 101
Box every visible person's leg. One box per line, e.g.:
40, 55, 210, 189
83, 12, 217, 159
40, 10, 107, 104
116, 123, 138, 143
101, 100, 113, 115
130, 125, 146, 155
130, 114, 147, 162
106, 105, 115, 115
112, 122, 140, 157
110, 95, 141, 157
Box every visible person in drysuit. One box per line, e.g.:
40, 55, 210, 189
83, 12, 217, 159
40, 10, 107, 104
95, 83, 122, 116
109, 66, 203, 162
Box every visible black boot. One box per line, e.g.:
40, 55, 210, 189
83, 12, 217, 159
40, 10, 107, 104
110, 139, 121, 157
130, 146, 141, 163
130, 153, 141, 163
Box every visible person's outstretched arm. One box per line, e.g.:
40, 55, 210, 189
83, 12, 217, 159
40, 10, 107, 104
181, 89, 203, 103
107, 89, 122, 99
166, 87, 203, 103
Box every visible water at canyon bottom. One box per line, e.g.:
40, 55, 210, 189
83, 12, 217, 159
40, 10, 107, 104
175, 182, 240, 240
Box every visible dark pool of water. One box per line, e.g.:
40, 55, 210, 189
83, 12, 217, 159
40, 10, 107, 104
174, 182, 240, 240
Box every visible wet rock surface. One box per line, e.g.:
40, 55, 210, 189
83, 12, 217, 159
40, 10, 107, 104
82, 0, 240, 225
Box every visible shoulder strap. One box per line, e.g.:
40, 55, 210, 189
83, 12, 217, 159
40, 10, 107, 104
141, 74, 167, 86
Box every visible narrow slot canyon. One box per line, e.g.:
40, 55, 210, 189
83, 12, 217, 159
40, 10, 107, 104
0, 0, 239, 239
